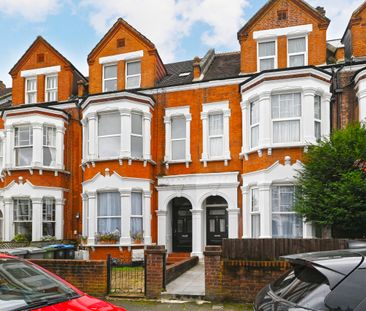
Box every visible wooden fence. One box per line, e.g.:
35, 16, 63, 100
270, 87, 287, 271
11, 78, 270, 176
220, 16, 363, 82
222, 238, 350, 260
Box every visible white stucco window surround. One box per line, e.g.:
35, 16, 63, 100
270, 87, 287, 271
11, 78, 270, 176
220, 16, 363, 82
82, 169, 152, 246
201, 101, 231, 167
0, 178, 64, 241
241, 156, 313, 239
355, 68, 366, 122
156, 172, 240, 259
164, 106, 191, 167
81, 92, 154, 166
240, 68, 332, 159
3, 108, 66, 172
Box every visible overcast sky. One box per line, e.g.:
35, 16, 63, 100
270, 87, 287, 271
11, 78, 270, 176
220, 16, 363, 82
0, 0, 363, 87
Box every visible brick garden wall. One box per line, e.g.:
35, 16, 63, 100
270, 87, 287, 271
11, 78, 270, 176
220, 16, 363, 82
31, 259, 107, 297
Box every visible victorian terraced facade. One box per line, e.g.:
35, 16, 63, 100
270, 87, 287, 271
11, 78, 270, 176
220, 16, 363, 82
0, 0, 365, 260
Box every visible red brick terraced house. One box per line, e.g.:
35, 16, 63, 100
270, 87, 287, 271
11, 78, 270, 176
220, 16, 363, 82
0, 0, 366, 261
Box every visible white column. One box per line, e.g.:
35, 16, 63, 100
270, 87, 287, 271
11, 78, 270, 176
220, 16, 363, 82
185, 114, 192, 162
87, 113, 97, 160
81, 193, 88, 237
55, 126, 65, 170
143, 112, 152, 161
164, 116, 171, 162
87, 191, 96, 244
259, 92, 271, 148
223, 109, 231, 160
303, 221, 314, 238
32, 198, 43, 241
240, 101, 248, 155
3, 198, 13, 241
4, 126, 13, 169
241, 185, 250, 238
143, 190, 152, 245
120, 190, 131, 244
191, 209, 203, 258
357, 88, 366, 122
303, 88, 316, 144
120, 109, 131, 158
55, 198, 64, 240
32, 123, 43, 167
227, 208, 240, 238
258, 182, 271, 238
322, 93, 332, 136
81, 119, 87, 161
157, 210, 167, 246
200, 112, 208, 162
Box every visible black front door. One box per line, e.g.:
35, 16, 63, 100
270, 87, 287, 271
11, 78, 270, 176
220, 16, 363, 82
172, 198, 192, 252
207, 207, 228, 245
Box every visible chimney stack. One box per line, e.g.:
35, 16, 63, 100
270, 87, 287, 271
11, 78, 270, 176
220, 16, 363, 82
77, 80, 87, 97
316, 6, 326, 17
193, 56, 201, 80
0, 80, 6, 91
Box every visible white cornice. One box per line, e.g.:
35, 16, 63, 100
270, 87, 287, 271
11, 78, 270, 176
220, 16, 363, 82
3, 106, 68, 120
99, 50, 144, 64
253, 24, 313, 40
21, 65, 61, 78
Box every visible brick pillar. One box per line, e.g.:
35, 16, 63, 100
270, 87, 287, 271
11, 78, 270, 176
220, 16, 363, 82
145, 245, 166, 299
204, 245, 223, 301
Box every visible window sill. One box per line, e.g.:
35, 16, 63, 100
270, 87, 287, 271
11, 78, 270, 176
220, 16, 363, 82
164, 159, 192, 168
200, 157, 231, 167
241, 142, 309, 159
83, 243, 149, 248
4, 166, 70, 176
82, 157, 156, 168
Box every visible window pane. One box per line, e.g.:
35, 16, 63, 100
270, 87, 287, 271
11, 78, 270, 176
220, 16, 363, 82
314, 95, 321, 120
15, 127, 32, 146
27, 93, 37, 104
131, 192, 142, 215
172, 140, 185, 160
104, 64, 117, 79
98, 218, 120, 234
27, 78, 37, 91
43, 127, 56, 146
43, 147, 56, 166
251, 125, 259, 148
289, 55, 305, 67
251, 189, 259, 212
250, 101, 259, 125
98, 136, 120, 158
288, 37, 306, 54
273, 120, 300, 143
46, 76, 57, 89
126, 76, 140, 89
209, 114, 223, 136
127, 61, 141, 75
209, 137, 223, 157
251, 214, 260, 238
14, 199, 32, 221
131, 136, 143, 158
131, 113, 143, 135
219, 218, 226, 232
260, 58, 275, 71
259, 41, 275, 57
43, 222, 55, 236
272, 214, 303, 238
98, 192, 121, 216
104, 79, 117, 92
272, 93, 301, 119
315, 121, 321, 140
42, 199, 55, 221
272, 186, 295, 212
16, 148, 32, 166
98, 113, 120, 136
131, 218, 143, 236
171, 117, 186, 139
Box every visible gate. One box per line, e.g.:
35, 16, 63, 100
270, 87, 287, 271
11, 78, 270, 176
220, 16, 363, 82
107, 254, 145, 296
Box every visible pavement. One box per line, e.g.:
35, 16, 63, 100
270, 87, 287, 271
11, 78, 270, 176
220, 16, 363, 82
165, 262, 205, 296
108, 299, 252, 310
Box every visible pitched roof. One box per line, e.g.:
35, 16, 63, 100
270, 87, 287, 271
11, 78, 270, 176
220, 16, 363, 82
237, 0, 330, 38
9, 36, 87, 81
0, 87, 11, 99
341, 1, 366, 42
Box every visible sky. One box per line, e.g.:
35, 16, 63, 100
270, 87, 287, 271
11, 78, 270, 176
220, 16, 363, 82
0, 0, 364, 87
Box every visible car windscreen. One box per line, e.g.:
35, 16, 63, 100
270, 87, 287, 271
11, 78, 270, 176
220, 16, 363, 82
0, 258, 78, 310
270, 264, 331, 307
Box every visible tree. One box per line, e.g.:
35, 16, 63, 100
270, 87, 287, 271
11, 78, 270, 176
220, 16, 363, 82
295, 123, 366, 238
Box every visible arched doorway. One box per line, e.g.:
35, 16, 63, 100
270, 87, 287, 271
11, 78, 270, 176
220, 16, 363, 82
204, 196, 228, 246
171, 197, 192, 252
0, 210, 3, 241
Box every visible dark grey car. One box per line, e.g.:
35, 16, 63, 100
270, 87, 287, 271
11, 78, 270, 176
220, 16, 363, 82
254, 248, 366, 311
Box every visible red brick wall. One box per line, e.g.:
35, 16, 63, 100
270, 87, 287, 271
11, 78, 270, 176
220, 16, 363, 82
145, 245, 166, 298
350, 7, 366, 58
30, 259, 107, 297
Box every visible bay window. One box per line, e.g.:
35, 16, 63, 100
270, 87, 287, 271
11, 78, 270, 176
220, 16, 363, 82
42, 198, 55, 237
171, 116, 186, 161
250, 101, 259, 148
43, 126, 56, 167
314, 95, 321, 141
45, 75, 58, 102
25, 77, 37, 104
131, 192, 143, 240
15, 126, 33, 167
13, 199, 32, 240
208, 113, 224, 158
258, 41, 276, 71
97, 192, 121, 234
288, 37, 306, 67
103, 64, 118, 92
131, 112, 143, 158
251, 188, 260, 238
126, 61, 141, 89
272, 185, 302, 238
272, 93, 301, 143
98, 112, 120, 158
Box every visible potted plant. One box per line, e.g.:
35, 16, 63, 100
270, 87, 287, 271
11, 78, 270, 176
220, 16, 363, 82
80, 236, 88, 245
12, 233, 29, 243
96, 232, 119, 244
131, 231, 143, 244
41, 235, 57, 242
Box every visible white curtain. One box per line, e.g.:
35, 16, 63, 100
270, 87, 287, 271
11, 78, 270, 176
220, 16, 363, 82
250, 102, 260, 148
126, 61, 141, 89
288, 37, 306, 54
251, 215, 260, 238
131, 113, 143, 158
97, 192, 121, 234
98, 113, 120, 158
289, 55, 305, 67
171, 116, 186, 160
314, 95, 321, 119
131, 192, 143, 236
273, 120, 300, 143
251, 125, 259, 148
43, 126, 56, 166
259, 41, 275, 57
272, 93, 301, 119
103, 64, 117, 92
260, 58, 275, 71
209, 114, 224, 157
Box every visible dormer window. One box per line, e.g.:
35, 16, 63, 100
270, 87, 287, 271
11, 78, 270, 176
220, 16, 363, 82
258, 41, 276, 71
126, 61, 141, 89
103, 64, 118, 92
25, 77, 37, 104
288, 37, 307, 67
45, 75, 58, 102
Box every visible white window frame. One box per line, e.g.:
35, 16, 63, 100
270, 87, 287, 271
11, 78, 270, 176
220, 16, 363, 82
250, 100, 259, 149
13, 198, 32, 237
287, 35, 308, 68
271, 92, 302, 145
314, 95, 322, 141
257, 39, 277, 72
97, 111, 121, 159
125, 60, 141, 89
14, 125, 33, 167
208, 112, 224, 159
250, 188, 260, 238
97, 191, 121, 234
43, 125, 56, 167
45, 74, 58, 102
42, 197, 56, 237
0, 138, 4, 172
170, 115, 187, 161
102, 63, 118, 92
130, 111, 143, 159
25, 77, 37, 104
130, 191, 143, 241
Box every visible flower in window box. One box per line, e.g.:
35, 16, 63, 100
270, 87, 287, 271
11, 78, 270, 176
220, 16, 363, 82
79, 235, 88, 245
41, 235, 57, 242
96, 232, 119, 244
131, 231, 143, 244
12, 233, 29, 243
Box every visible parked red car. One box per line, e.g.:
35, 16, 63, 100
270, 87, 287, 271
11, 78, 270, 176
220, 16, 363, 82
0, 253, 126, 311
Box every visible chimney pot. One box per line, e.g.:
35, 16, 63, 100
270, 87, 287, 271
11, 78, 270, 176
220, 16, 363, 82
77, 80, 86, 97
0, 80, 5, 91
193, 57, 201, 80
316, 6, 326, 17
